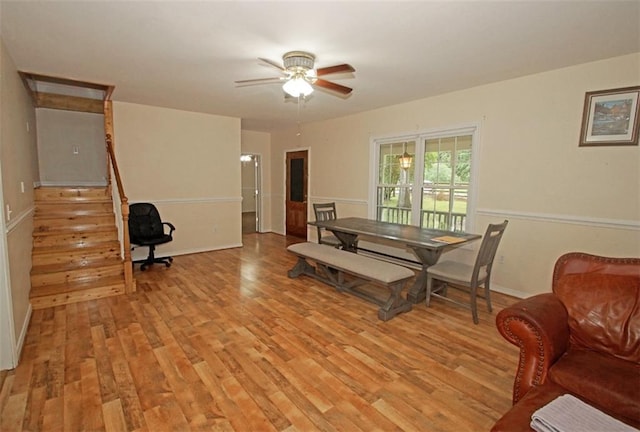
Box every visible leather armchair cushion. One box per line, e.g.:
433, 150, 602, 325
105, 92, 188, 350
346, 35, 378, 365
491, 380, 640, 432
555, 273, 640, 362
491, 382, 567, 432
549, 348, 640, 424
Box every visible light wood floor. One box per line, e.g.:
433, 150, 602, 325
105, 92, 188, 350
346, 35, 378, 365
1, 233, 520, 431
242, 212, 257, 234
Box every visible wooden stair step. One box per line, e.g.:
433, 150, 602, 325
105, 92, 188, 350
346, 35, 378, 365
35, 187, 110, 201
32, 228, 118, 249
31, 244, 121, 267
31, 259, 124, 288
33, 215, 116, 233
35, 201, 114, 217
31, 257, 123, 274
29, 276, 127, 310
32, 240, 121, 255
33, 225, 116, 237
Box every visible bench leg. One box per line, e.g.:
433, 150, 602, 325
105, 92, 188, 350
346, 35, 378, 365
378, 281, 413, 321
288, 257, 315, 278
317, 264, 345, 290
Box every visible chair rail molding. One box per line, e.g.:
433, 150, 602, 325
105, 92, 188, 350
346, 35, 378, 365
130, 197, 242, 205
309, 196, 368, 206
5, 206, 35, 234
477, 208, 640, 231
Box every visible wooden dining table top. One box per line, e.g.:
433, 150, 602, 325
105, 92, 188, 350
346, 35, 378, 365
308, 217, 481, 250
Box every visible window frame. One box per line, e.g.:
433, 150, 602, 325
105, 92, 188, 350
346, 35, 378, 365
368, 123, 480, 232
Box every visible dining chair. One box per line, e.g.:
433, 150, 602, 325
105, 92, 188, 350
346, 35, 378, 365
312, 202, 342, 248
425, 220, 508, 324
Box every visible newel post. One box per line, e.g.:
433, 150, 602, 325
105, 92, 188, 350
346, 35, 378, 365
121, 198, 134, 293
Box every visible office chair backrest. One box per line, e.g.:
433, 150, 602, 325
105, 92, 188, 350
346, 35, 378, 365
129, 203, 164, 242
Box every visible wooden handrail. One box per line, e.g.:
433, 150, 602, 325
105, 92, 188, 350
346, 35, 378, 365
104, 100, 134, 293
105, 135, 126, 203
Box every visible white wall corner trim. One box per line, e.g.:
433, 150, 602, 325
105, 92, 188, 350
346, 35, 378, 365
477, 208, 640, 231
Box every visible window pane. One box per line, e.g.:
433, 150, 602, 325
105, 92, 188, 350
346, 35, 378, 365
290, 158, 304, 202
420, 134, 472, 230
455, 149, 471, 186
451, 188, 468, 231
376, 141, 416, 225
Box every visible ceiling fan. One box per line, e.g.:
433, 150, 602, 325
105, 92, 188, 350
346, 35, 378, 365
235, 51, 355, 98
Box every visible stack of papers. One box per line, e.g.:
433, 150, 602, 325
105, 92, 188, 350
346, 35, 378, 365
530, 394, 638, 432
430, 236, 466, 244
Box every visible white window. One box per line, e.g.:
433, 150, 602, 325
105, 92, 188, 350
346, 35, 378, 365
371, 124, 479, 231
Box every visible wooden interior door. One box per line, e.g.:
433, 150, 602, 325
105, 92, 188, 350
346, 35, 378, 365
286, 150, 308, 237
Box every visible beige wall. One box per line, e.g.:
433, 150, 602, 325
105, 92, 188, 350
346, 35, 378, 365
36, 108, 107, 186
0, 38, 38, 367
113, 102, 242, 259
270, 53, 640, 298
241, 130, 271, 232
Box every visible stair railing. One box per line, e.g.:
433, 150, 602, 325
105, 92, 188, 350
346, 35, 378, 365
104, 101, 134, 293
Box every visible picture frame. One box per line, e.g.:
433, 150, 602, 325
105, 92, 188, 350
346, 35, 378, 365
579, 86, 640, 147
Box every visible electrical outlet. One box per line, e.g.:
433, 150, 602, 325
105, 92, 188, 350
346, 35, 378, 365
499, 255, 505, 264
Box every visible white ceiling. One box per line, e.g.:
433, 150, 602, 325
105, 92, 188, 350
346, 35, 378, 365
1, 1, 639, 132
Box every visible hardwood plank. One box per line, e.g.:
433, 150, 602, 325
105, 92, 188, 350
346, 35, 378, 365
1, 391, 28, 431
1, 233, 521, 431
63, 380, 82, 432
80, 358, 106, 431
102, 398, 128, 432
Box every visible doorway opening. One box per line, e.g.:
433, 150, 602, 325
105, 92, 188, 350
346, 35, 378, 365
241, 154, 261, 234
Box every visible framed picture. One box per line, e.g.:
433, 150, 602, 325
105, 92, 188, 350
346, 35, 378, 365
579, 86, 640, 147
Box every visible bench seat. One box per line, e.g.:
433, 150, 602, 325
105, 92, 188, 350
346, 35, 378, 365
287, 242, 415, 320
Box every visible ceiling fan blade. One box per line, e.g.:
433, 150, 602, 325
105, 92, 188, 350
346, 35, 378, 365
316, 64, 355, 76
235, 77, 284, 85
314, 79, 353, 95
258, 57, 285, 72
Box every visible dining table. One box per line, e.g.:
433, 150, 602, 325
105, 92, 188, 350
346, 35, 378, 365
308, 217, 481, 303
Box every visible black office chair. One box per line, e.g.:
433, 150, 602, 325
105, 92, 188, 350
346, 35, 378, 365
128, 203, 175, 271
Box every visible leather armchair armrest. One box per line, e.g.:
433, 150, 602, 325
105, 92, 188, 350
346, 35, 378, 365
496, 293, 569, 404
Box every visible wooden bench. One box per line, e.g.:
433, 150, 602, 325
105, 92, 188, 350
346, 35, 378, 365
287, 242, 415, 321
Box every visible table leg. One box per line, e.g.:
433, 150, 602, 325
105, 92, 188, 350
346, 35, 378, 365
331, 231, 359, 252
406, 247, 443, 304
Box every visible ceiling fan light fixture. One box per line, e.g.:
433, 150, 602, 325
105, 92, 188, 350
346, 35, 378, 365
283, 76, 314, 97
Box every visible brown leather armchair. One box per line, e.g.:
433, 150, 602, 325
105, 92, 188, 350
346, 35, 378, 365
492, 252, 640, 431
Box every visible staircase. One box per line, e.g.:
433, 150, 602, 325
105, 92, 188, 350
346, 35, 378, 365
30, 186, 128, 309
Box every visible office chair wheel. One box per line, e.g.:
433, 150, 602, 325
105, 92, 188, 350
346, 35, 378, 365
165, 261, 171, 268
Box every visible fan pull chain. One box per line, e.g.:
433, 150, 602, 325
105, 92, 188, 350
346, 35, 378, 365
296, 95, 302, 136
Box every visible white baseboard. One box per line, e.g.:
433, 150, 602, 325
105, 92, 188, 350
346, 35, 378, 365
15, 304, 32, 362
489, 283, 529, 299
169, 244, 243, 256
39, 181, 108, 187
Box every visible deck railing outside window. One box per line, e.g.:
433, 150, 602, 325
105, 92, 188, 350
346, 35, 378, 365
377, 207, 466, 231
